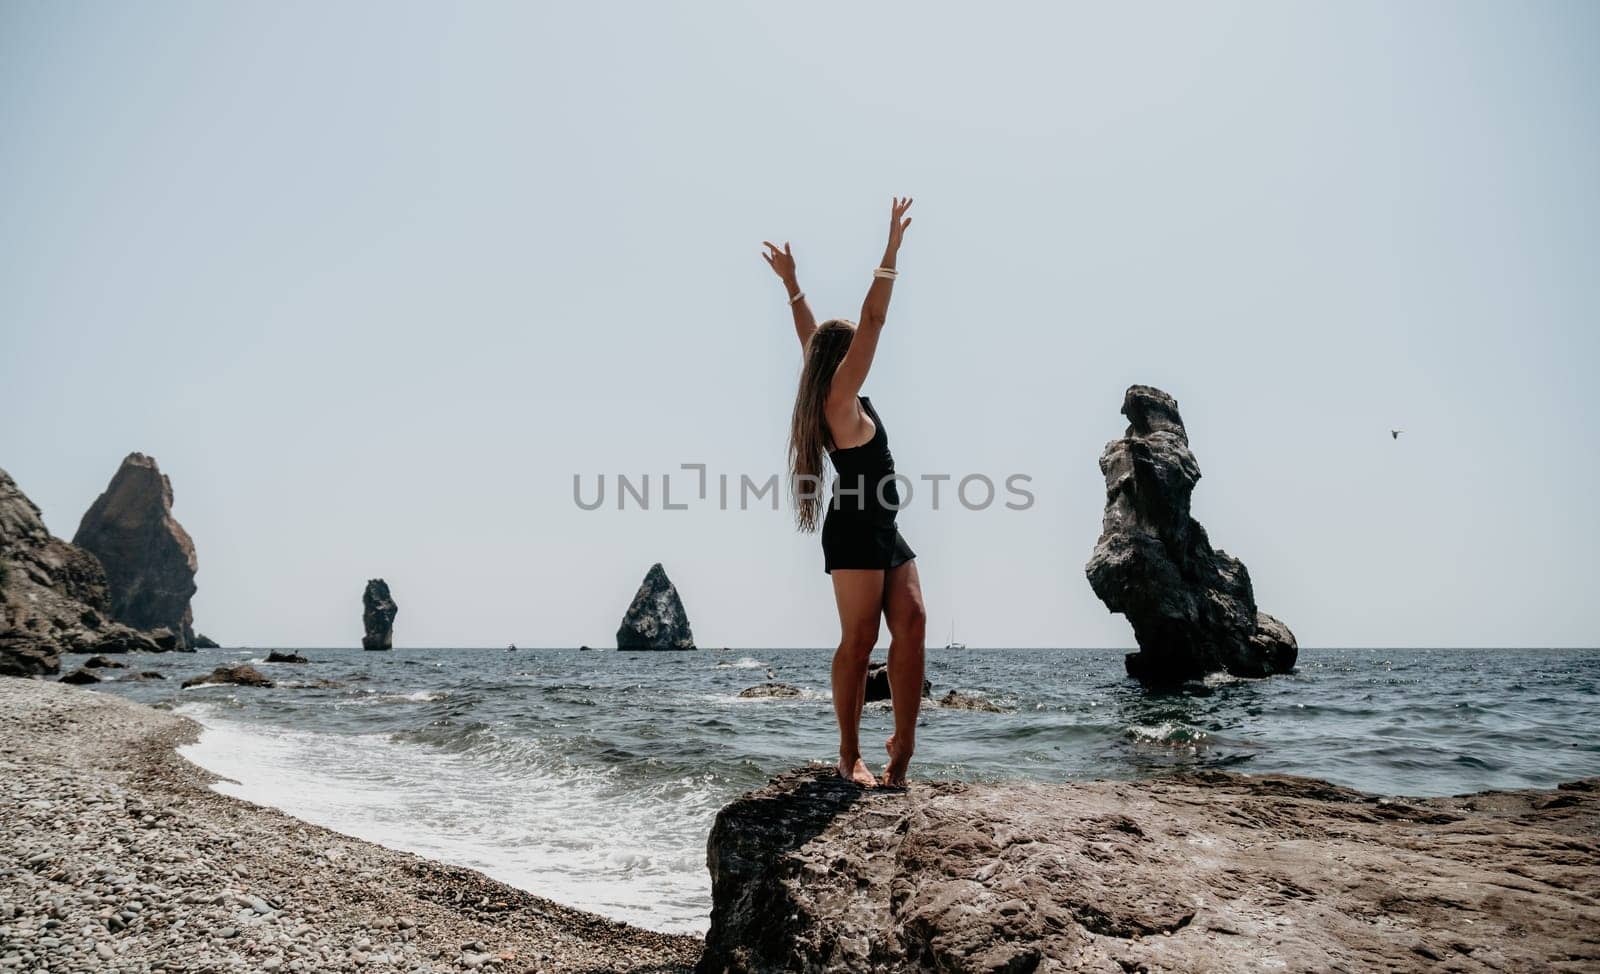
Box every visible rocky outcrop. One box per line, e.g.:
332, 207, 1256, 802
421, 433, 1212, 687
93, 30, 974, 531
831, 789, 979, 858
937, 689, 1008, 712
83, 655, 127, 669
58, 667, 102, 685
616, 563, 694, 650
698, 767, 1600, 973
181, 664, 273, 689
864, 662, 931, 703
192, 632, 220, 649
265, 650, 309, 664
1085, 386, 1298, 684
738, 682, 802, 699
0, 466, 160, 677
362, 579, 397, 651
72, 453, 200, 649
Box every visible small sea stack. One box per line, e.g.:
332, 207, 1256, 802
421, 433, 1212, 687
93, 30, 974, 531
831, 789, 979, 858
1084, 385, 1297, 685
616, 563, 695, 651
362, 579, 397, 651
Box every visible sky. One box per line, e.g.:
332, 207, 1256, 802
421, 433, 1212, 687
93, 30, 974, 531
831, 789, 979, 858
2, 1, 1596, 649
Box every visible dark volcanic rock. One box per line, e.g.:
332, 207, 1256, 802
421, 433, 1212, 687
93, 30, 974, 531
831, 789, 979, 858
81, 626, 163, 655
616, 563, 695, 650
1086, 386, 1298, 684
120, 671, 166, 681
362, 579, 397, 651
698, 767, 1600, 974
182, 664, 274, 689
1, 467, 114, 676
58, 667, 102, 685
192, 632, 220, 649
738, 682, 803, 699
265, 650, 309, 664
83, 655, 127, 669
73, 453, 199, 648
864, 662, 932, 703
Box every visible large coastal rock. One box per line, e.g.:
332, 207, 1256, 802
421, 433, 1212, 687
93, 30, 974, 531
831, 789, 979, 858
73, 453, 199, 649
616, 563, 695, 650
362, 579, 397, 651
181, 664, 274, 689
698, 767, 1600, 973
1085, 386, 1297, 684
0, 466, 161, 676
864, 662, 932, 703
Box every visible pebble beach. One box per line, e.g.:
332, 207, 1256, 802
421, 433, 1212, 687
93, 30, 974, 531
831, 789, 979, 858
0, 678, 700, 974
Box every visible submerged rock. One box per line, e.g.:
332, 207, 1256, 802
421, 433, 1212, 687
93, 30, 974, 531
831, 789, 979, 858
362, 579, 397, 651
937, 689, 1008, 713
181, 664, 274, 689
864, 662, 932, 703
699, 767, 1600, 973
58, 667, 102, 685
72, 453, 200, 648
265, 650, 309, 664
616, 563, 695, 650
120, 671, 166, 681
738, 682, 803, 699
83, 655, 127, 669
1085, 386, 1297, 684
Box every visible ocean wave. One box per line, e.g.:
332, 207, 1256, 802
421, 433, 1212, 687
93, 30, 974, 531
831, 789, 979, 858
715, 657, 768, 670
1125, 722, 1210, 748
333, 690, 449, 707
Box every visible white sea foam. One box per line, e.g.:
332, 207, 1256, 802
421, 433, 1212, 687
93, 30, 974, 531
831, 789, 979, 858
714, 657, 767, 670
172, 702, 718, 934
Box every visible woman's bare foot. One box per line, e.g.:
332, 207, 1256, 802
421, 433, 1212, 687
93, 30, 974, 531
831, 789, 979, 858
882, 735, 912, 788
837, 756, 876, 788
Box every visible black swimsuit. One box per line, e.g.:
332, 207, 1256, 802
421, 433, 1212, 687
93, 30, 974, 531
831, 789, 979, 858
821, 395, 917, 574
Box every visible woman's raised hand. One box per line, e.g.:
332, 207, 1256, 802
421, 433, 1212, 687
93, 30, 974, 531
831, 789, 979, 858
762, 240, 797, 285
886, 197, 913, 254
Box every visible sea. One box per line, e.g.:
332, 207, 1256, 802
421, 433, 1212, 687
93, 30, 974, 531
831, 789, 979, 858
79, 646, 1600, 935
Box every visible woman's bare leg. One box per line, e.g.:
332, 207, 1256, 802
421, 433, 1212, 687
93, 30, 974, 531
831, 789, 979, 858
830, 569, 884, 787
881, 559, 927, 787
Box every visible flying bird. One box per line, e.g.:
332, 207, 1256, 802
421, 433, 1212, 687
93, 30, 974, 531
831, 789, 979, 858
1390, 429, 1403, 440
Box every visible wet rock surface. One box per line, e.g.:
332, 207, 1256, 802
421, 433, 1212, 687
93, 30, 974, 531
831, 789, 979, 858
1085, 385, 1298, 684
265, 651, 310, 664
616, 563, 695, 650
737, 683, 802, 699
698, 766, 1600, 973
72, 453, 200, 649
936, 689, 1008, 713
362, 579, 397, 651
181, 664, 274, 690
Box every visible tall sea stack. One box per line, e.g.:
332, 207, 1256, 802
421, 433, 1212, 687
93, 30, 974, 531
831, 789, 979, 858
362, 579, 397, 651
73, 453, 199, 648
1085, 385, 1297, 684
616, 563, 695, 650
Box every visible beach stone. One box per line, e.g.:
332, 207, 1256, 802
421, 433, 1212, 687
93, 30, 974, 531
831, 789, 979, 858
361, 580, 397, 651
1085, 385, 1298, 684
699, 766, 1600, 973
181, 665, 274, 690
863, 663, 932, 703
615, 563, 694, 650
72, 453, 200, 649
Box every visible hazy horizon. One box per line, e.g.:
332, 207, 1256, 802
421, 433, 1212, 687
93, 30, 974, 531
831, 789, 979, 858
4, 2, 1596, 649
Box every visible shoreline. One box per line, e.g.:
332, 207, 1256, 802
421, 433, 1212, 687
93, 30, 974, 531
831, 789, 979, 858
0, 678, 702, 973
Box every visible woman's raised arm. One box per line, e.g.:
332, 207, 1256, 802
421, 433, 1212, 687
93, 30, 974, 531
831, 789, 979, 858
762, 240, 816, 350
827, 197, 913, 406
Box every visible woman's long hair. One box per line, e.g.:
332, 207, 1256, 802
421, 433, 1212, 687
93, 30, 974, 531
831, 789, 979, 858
789, 319, 855, 532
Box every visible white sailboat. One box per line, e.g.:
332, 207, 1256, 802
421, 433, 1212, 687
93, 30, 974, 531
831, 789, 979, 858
944, 617, 966, 650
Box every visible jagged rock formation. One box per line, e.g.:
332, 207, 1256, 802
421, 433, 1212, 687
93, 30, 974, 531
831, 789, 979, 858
864, 662, 931, 703
362, 579, 397, 651
181, 664, 273, 689
0, 466, 168, 676
73, 453, 199, 649
616, 563, 695, 650
698, 767, 1600, 973
192, 632, 220, 649
1085, 386, 1297, 684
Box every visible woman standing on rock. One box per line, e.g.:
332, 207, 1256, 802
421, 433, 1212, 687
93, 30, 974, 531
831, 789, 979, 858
761, 196, 927, 788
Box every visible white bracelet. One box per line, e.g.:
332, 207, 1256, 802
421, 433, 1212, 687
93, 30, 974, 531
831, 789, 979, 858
872, 267, 898, 280
788, 290, 805, 305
